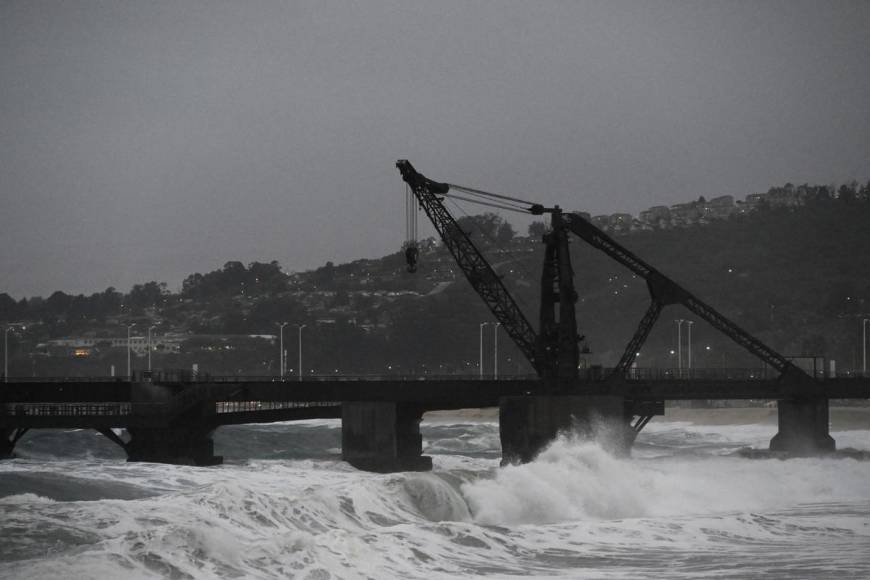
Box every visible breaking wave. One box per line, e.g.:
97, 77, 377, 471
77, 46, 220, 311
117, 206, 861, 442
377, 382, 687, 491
0, 420, 868, 578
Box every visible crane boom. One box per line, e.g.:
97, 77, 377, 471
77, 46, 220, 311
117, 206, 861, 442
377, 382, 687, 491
560, 212, 805, 378
396, 160, 541, 373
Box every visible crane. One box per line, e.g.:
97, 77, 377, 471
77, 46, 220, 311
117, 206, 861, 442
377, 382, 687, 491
396, 160, 810, 432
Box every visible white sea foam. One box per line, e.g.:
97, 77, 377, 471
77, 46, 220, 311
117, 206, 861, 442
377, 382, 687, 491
0, 492, 55, 504
462, 432, 870, 526
1, 419, 869, 579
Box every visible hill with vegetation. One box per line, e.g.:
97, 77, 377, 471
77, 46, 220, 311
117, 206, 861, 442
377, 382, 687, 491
2, 183, 869, 378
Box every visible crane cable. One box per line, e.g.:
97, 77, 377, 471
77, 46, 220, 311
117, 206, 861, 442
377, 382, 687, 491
446, 197, 537, 318
448, 183, 540, 208
405, 183, 418, 245
404, 184, 419, 272
440, 191, 533, 214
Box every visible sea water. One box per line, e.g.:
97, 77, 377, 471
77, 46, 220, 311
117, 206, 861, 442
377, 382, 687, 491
1, 414, 869, 579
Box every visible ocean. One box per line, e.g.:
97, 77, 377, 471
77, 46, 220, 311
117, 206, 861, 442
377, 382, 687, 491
1, 410, 869, 579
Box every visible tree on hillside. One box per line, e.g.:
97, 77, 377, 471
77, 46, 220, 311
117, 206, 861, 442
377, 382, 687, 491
248, 261, 287, 294
453, 213, 515, 247
181, 261, 288, 299
0, 294, 17, 321
45, 291, 73, 316
496, 221, 515, 245
528, 221, 549, 239
127, 282, 167, 310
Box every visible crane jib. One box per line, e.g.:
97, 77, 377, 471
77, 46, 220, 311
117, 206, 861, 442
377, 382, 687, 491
396, 160, 542, 374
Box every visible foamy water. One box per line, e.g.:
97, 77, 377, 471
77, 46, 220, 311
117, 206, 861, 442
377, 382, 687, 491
1, 416, 869, 579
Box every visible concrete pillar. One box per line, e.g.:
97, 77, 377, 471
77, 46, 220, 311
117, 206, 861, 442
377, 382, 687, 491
342, 402, 432, 472
1, 429, 15, 459
125, 427, 222, 465
499, 395, 632, 465
769, 397, 835, 454
1, 428, 27, 459
124, 381, 222, 465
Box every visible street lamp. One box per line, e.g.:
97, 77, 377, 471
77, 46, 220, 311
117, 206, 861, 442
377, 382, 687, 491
147, 325, 157, 372
479, 322, 491, 378
125, 324, 136, 379
686, 320, 694, 373
278, 322, 288, 380
494, 322, 502, 379
863, 318, 869, 376
674, 319, 684, 375
295, 324, 306, 381
3, 326, 10, 383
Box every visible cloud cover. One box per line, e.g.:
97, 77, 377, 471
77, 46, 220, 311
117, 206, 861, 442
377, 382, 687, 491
1, 1, 868, 296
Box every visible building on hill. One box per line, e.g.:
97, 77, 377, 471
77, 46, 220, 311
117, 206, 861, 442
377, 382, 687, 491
743, 193, 767, 210
610, 213, 634, 233
41, 335, 185, 358
669, 202, 701, 226
639, 206, 671, 229
701, 195, 735, 220
588, 213, 636, 233
591, 215, 610, 230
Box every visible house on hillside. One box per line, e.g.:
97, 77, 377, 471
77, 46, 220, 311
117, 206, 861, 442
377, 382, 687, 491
701, 195, 735, 220
609, 213, 634, 233
669, 202, 701, 226
639, 205, 671, 229
591, 215, 611, 230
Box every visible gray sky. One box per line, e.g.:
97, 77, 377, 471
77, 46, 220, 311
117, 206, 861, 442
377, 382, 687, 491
2, 1, 868, 298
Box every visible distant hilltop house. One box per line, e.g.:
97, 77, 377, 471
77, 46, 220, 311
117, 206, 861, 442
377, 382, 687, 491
579, 187, 809, 233
701, 195, 735, 220
638, 206, 671, 229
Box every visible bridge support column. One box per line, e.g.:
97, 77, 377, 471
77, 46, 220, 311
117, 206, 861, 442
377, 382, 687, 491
499, 395, 632, 464
769, 397, 835, 455
342, 402, 432, 472
1, 429, 28, 459
125, 427, 222, 466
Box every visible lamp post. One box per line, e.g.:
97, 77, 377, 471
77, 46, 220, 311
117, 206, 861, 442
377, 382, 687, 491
863, 318, 869, 376
3, 326, 10, 383
674, 319, 684, 375
125, 324, 136, 379
147, 325, 156, 372
278, 322, 288, 380
494, 322, 502, 379
479, 322, 491, 378
686, 320, 694, 373
295, 324, 306, 381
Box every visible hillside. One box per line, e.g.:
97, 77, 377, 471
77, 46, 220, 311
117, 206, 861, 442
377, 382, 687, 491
2, 191, 869, 377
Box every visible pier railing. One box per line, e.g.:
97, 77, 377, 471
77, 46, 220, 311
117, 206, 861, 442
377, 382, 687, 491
3, 368, 787, 383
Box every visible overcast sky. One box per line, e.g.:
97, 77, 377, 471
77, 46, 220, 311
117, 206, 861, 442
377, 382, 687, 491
2, 1, 868, 298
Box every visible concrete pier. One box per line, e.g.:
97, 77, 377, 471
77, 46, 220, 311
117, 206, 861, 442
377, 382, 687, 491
342, 402, 432, 472
125, 427, 222, 465
769, 397, 835, 454
1, 428, 27, 459
499, 395, 632, 464
1, 429, 16, 459
120, 381, 223, 465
